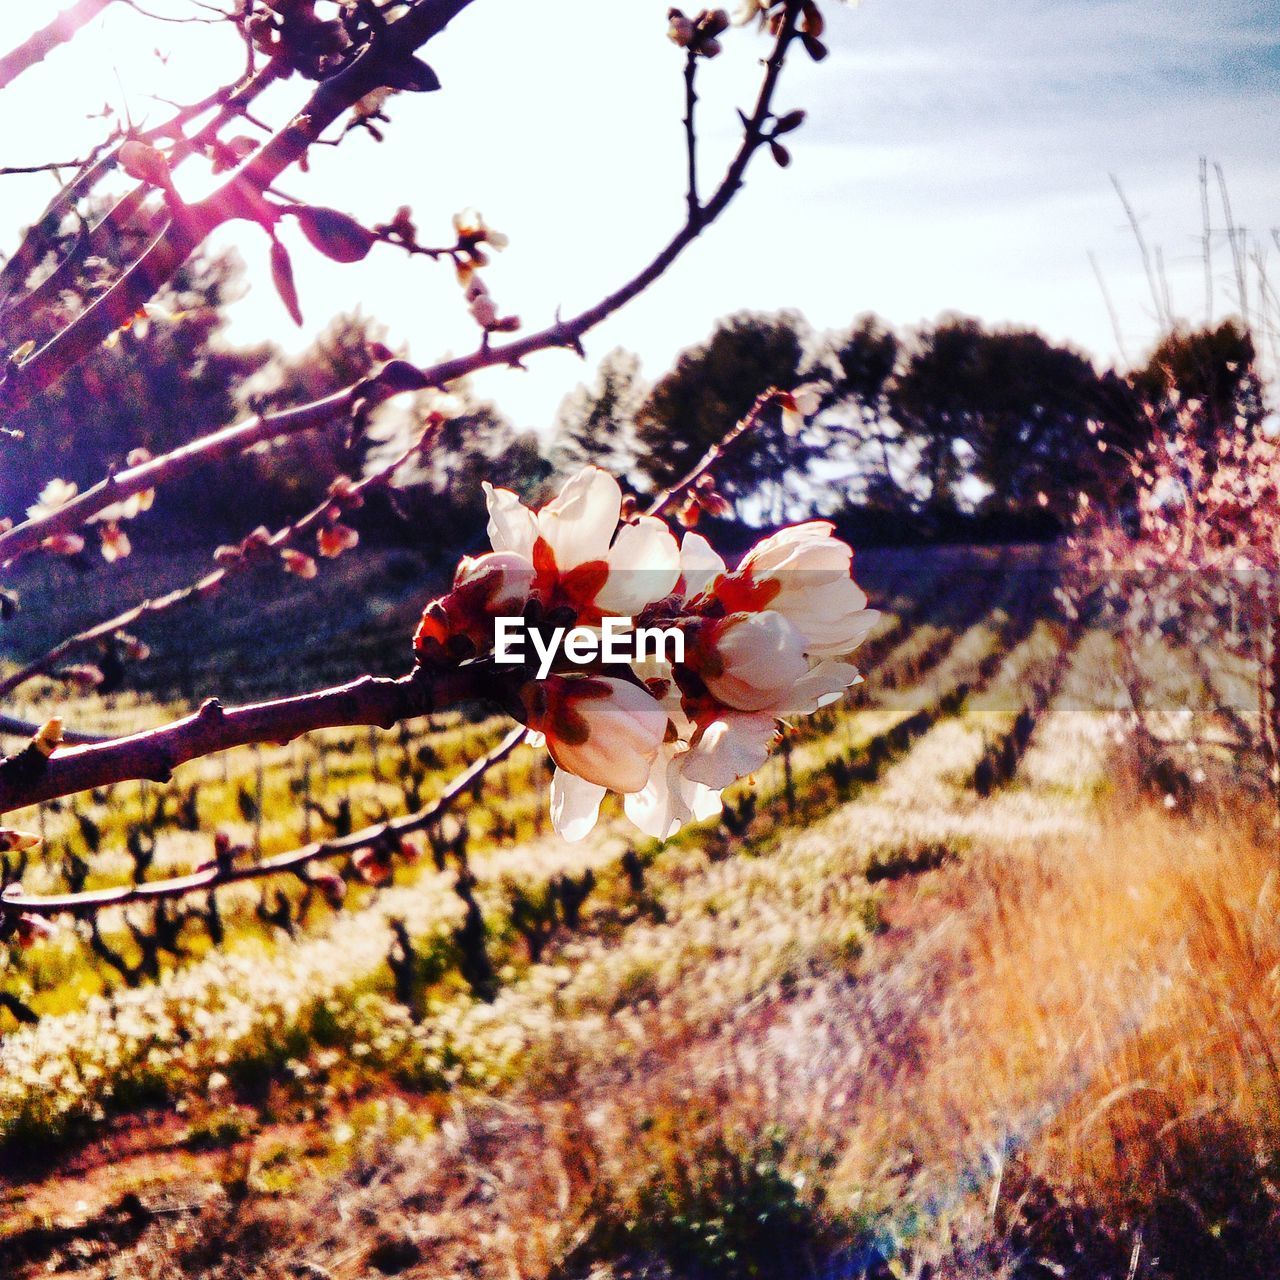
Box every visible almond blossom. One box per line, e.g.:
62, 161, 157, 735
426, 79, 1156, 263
528, 675, 670, 842
415, 468, 877, 842
484, 467, 679, 621
716, 522, 880, 657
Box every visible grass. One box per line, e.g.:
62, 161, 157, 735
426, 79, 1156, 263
3, 545, 1279, 1280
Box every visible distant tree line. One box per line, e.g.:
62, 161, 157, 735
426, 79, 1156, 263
9, 242, 1262, 559
555, 309, 1265, 545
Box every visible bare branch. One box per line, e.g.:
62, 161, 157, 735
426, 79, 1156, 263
0, 0, 120, 94
0, 63, 282, 334
683, 50, 701, 222
0, 715, 106, 745
643, 387, 781, 516
0, 0, 481, 416
3, 725, 526, 918
0, 662, 494, 812
0, 412, 439, 697
1, 4, 803, 562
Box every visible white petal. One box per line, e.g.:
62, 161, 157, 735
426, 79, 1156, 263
550, 769, 607, 842
536, 467, 621, 570
679, 532, 726, 596
547, 676, 667, 792
740, 521, 839, 573
483, 483, 538, 559
597, 516, 680, 614
682, 712, 776, 788
778, 660, 862, 716
701, 611, 809, 712
625, 748, 724, 839
624, 756, 678, 839
781, 597, 878, 658
453, 550, 536, 612
687, 780, 724, 823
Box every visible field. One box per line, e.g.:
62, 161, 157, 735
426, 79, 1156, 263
0, 544, 1275, 1279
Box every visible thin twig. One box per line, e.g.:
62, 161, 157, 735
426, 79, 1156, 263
683, 49, 701, 222
643, 387, 780, 515
0, 416, 441, 698
0, 159, 94, 177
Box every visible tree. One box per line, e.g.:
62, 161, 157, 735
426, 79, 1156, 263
235, 312, 393, 530
1130, 319, 1266, 447
634, 310, 812, 515
386, 396, 551, 554
889, 317, 1110, 520
813, 314, 903, 512
551, 348, 647, 477
0, 0, 843, 945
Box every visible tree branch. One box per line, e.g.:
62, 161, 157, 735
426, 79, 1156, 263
0, 0, 120, 94
0, 63, 283, 339
0, 714, 106, 745
0, 379, 779, 914
0, 663, 492, 813
683, 49, 701, 222
2, 724, 525, 918
1, 4, 802, 563
0, 0, 480, 417
643, 387, 781, 515
0, 414, 440, 698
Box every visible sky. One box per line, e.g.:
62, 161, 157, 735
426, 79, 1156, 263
0, 0, 1277, 433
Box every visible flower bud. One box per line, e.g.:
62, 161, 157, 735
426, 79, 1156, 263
42, 533, 84, 556
119, 140, 171, 187
353, 846, 392, 886
318, 523, 359, 559
524, 675, 667, 793
695, 612, 809, 712
16, 914, 55, 949
281, 548, 319, 579
99, 522, 131, 563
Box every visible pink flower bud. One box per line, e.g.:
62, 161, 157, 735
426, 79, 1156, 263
318, 523, 359, 559
525, 675, 668, 793
281, 548, 319, 579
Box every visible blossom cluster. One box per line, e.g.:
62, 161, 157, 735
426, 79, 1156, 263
415, 467, 878, 842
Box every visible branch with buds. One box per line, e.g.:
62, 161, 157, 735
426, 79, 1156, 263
0, 3, 854, 951
1, 3, 812, 571
0, 384, 832, 923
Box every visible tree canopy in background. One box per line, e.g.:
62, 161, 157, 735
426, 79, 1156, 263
8, 244, 1266, 557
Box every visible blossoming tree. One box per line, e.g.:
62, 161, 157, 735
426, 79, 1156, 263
0, 0, 875, 947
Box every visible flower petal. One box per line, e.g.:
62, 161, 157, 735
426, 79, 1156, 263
550, 769, 607, 842
682, 712, 777, 789
483, 483, 539, 559
542, 676, 667, 793
597, 516, 680, 614
536, 467, 621, 571
679, 532, 727, 596
624, 747, 724, 839
700, 611, 809, 712
779, 660, 863, 716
